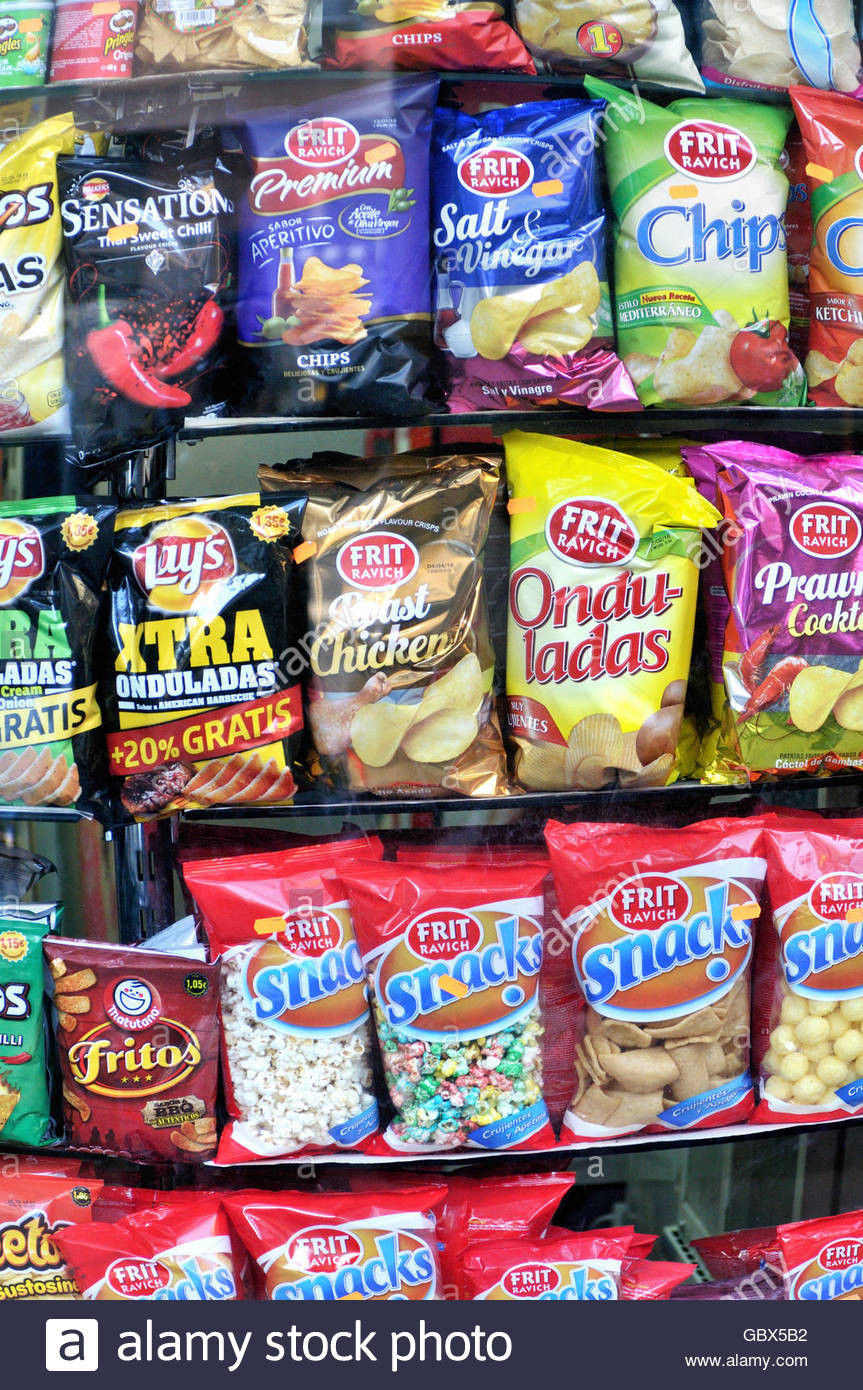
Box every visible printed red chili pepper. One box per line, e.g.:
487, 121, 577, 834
86, 286, 191, 410
154, 300, 224, 380
0, 1051, 32, 1064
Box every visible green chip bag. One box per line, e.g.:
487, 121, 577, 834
586, 77, 806, 410
0, 917, 54, 1147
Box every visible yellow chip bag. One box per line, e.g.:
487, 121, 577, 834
0, 113, 74, 433
504, 431, 719, 791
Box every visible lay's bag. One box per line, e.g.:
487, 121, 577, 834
587, 78, 805, 409
504, 431, 718, 793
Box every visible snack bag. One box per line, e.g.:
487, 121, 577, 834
790, 88, 863, 406
784, 128, 811, 366
620, 1258, 695, 1299
59, 156, 231, 470
0, 917, 54, 1147
587, 78, 805, 409
0, 114, 74, 433
777, 1209, 863, 1301
274, 452, 507, 797
545, 817, 766, 1141
438, 1172, 575, 1298
55, 1198, 239, 1300
183, 838, 384, 1160
752, 820, 863, 1126
691, 1225, 780, 1282
431, 98, 637, 412
0, 496, 115, 814
105, 493, 306, 819
232, 78, 437, 418
44, 938, 221, 1163
461, 1229, 634, 1299
136, 0, 314, 71
0, 1174, 102, 1301
223, 1187, 446, 1300
504, 431, 719, 792
515, 0, 702, 88
700, 0, 861, 93
339, 857, 556, 1153
685, 442, 863, 782
316, 0, 534, 71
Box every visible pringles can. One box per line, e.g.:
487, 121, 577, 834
0, 1, 52, 86
49, 0, 138, 81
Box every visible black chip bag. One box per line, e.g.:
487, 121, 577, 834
232, 76, 437, 418
262, 453, 507, 798
59, 157, 232, 472
0, 497, 115, 817
104, 492, 306, 820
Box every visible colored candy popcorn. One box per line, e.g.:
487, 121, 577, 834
184, 839, 384, 1159
777, 1209, 863, 1301
545, 818, 767, 1141
461, 1228, 635, 1300
339, 857, 555, 1153
223, 1188, 445, 1300
504, 431, 718, 792
685, 443, 863, 782
752, 819, 863, 1126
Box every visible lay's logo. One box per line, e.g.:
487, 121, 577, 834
575, 872, 755, 1020
244, 911, 368, 1036
0, 521, 44, 605
272, 1227, 435, 1301
494, 1262, 617, 1301
133, 517, 236, 613
779, 872, 863, 997
792, 1239, 863, 1301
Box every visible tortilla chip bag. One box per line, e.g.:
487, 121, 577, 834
504, 431, 718, 793
587, 77, 806, 409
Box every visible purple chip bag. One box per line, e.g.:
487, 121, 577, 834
431, 98, 637, 413
232, 77, 438, 418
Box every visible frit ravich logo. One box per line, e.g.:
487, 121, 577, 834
545, 498, 638, 567
336, 532, 419, 590
789, 502, 861, 559
457, 146, 534, 198
287, 1226, 363, 1274
664, 121, 756, 181
285, 119, 360, 168
132, 516, 236, 612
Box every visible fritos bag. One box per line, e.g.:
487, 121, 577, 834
0, 496, 115, 815
184, 838, 385, 1161
790, 87, 863, 407
777, 1209, 863, 1301
700, 0, 861, 94
516, 0, 702, 89
223, 1187, 446, 1300
752, 820, 863, 1126
55, 1198, 239, 1301
0, 114, 74, 434
105, 493, 306, 819
232, 78, 437, 418
685, 443, 863, 782
315, 0, 534, 70
273, 452, 507, 797
0, 916, 55, 1148
545, 817, 767, 1141
431, 97, 637, 413
136, 0, 314, 71
461, 1229, 635, 1300
339, 857, 556, 1154
504, 431, 718, 792
44, 938, 221, 1163
587, 78, 805, 409
0, 1174, 102, 1301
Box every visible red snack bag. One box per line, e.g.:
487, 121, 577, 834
777, 1209, 863, 1301
620, 1258, 695, 1300
461, 1229, 634, 1300
44, 938, 221, 1163
318, 0, 535, 73
339, 857, 556, 1154
439, 1172, 575, 1298
223, 1186, 446, 1300
545, 817, 767, 1141
691, 1225, 780, 1281
55, 1198, 239, 1301
184, 838, 384, 1161
752, 818, 863, 1126
0, 1174, 102, 1301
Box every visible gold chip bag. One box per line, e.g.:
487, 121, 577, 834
263, 451, 507, 798
504, 431, 719, 791
135, 0, 315, 71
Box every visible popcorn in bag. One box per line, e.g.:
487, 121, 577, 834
504, 431, 718, 792
753, 819, 863, 1126
545, 817, 767, 1142
184, 839, 384, 1160
587, 78, 805, 409
515, 0, 702, 90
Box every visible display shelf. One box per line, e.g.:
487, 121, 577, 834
0, 806, 85, 823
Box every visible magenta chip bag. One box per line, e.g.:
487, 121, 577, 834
431, 97, 636, 413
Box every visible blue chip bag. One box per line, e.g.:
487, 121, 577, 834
431, 97, 637, 413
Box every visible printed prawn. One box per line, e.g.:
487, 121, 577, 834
738, 657, 809, 723
738, 623, 782, 693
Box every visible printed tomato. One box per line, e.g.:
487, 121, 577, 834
729, 321, 797, 393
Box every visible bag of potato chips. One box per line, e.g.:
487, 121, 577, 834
504, 431, 718, 792
515, 0, 702, 89
685, 442, 863, 783
315, 0, 534, 70
431, 97, 637, 412
790, 87, 863, 407
586, 78, 806, 409
699, 0, 861, 94
271, 452, 507, 798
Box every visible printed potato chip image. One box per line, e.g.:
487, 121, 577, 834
514, 0, 702, 89
350, 700, 416, 767
788, 665, 851, 733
